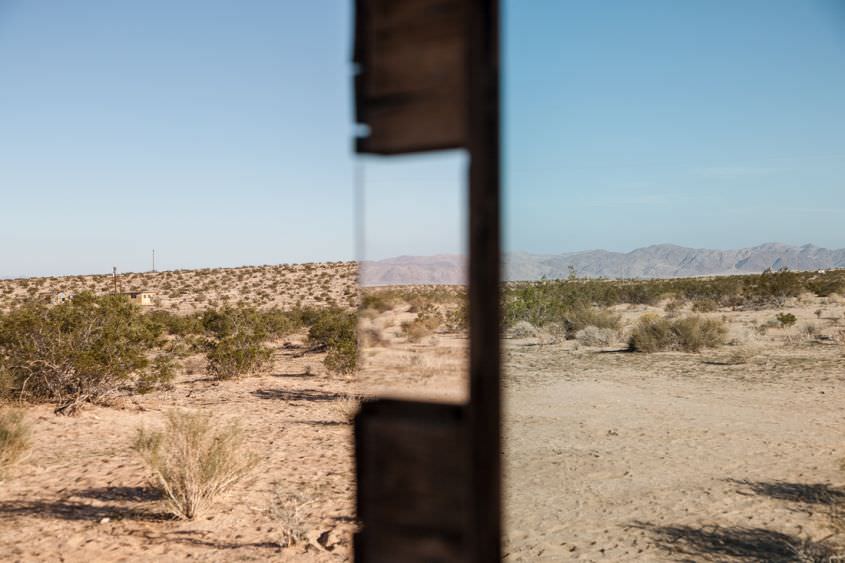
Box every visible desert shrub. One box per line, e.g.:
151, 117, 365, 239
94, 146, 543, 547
808, 277, 845, 298
206, 333, 272, 380
776, 312, 797, 328
132, 410, 258, 520
664, 297, 686, 314
200, 306, 286, 379
507, 320, 539, 339
308, 308, 358, 374
0, 293, 165, 413
691, 298, 719, 313
144, 310, 202, 337
401, 304, 444, 342
270, 486, 313, 547
562, 306, 620, 338
574, 326, 617, 347
444, 300, 468, 332
752, 269, 803, 306
798, 322, 820, 341
135, 354, 177, 394
628, 314, 727, 353
259, 308, 305, 338
361, 292, 395, 313
0, 408, 31, 477
504, 268, 845, 315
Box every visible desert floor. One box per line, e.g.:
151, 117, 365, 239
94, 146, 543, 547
1, 284, 844, 561
503, 337, 844, 561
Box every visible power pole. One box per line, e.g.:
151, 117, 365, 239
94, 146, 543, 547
152, 249, 156, 273
112, 266, 118, 294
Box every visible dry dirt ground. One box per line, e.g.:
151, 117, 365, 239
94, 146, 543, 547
0, 333, 359, 562
2, 272, 845, 562
502, 298, 845, 562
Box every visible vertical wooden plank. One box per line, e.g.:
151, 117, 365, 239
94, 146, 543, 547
466, 0, 502, 561
355, 400, 470, 562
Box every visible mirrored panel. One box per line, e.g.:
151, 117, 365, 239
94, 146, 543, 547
356, 154, 469, 405
503, 1, 845, 560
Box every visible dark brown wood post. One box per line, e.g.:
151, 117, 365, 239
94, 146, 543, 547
467, 0, 501, 560
352, 1, 502, 559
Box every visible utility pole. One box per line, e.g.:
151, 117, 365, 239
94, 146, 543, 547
112, 266, 118, 294
152, 249, 156, 273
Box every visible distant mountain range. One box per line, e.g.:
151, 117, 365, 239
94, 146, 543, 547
360, 243, 845, 285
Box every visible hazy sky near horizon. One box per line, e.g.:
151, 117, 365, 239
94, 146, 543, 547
1, 1, 844, 277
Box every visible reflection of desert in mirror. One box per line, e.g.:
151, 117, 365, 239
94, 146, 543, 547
356, 154, 468, 405
499, 1, 845, 561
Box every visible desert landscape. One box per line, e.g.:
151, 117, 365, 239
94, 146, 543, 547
1, 263, 845, 561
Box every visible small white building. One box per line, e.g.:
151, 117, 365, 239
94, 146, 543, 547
125, 291, 156, 306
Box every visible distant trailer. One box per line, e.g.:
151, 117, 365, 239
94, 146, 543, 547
125, 291, 155, 306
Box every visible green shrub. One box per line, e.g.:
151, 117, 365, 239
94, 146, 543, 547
361, 292, 395, 313
136, 354, 178, 394
199, 305, 305, 379
807, 278, 845, 298
308, 308, 357, 374
144, 310, 201, 337
0, 293, 164, 414
776, 312, 797, 328
205, 333, 272, 379
628, 314, 727, 353
133, 410, 258, 519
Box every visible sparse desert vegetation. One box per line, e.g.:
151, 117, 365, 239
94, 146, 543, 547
0, 264, 844, 561
133, 410, 259, 520
0, 262, 360, 561
0, 409, 30, 479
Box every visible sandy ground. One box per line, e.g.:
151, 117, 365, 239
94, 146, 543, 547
0, 338, 359, 562
503, 341, 845, 561
1, 278, 844, 561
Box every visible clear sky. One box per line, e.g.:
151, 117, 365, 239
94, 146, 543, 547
1, 1, 844, 277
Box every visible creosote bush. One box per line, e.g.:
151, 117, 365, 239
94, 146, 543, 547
133, 410, 258, 520
308, 309, 357, 374
628, 314, 727, 353
0, 408, 31, 477
0, 293, 169, 414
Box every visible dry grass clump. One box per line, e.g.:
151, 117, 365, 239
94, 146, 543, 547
691, 298, 719, 313
0, 408, 31, 477
574, 326, 618, 347
132, 410, 258, 519
331, 395, 363, 424
269, 485, 315, 547
401, 305, 444, 342
629, 314, 727, 353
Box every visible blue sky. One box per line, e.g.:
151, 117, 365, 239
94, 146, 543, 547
1, 1, 843, 276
